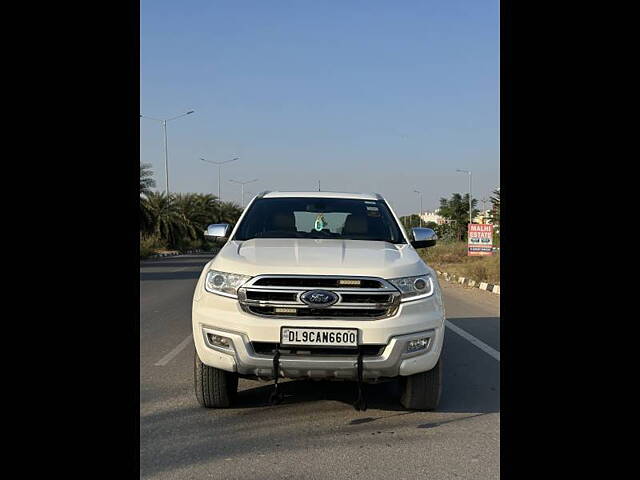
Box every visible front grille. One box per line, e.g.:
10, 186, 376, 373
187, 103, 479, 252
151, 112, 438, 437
252, 342, 385, 356
238, 275, 400, 320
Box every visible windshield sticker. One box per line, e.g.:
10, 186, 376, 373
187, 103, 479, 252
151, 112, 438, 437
314, 214, 328, 231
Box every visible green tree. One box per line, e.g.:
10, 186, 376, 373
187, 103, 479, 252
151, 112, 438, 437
216, 201, 243, 225
140, 187, 250, 251
140, 163, 156, 196
173, 193, 219, 233
433, 222, 457, 242
144, 192, 196, 249
437, 193, 479, 241
140, 163, 156, 233
399, 214, 422, 231
489, 188, 500, 226
140, 198, 153, 233
424, 221, 438, 230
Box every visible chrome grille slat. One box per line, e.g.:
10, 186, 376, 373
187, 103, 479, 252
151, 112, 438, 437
243, 286, 391, 292
242, 302, 393, 310
251, 276, 384, 289
247, 306, 390, 318
239, 275, 400, 319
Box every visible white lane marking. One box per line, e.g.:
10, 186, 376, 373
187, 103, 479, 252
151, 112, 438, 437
445, 320, 500, 361
154, 334, 193, 366
140, 264, 193, 273
171, 266, 191, 272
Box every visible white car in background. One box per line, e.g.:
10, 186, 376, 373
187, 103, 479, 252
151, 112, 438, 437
192, 191, 445, 410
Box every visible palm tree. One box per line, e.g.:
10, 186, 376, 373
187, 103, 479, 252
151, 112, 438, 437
140, 163, 156, 197
217, 201, 243, 224
173, 193, 220, 234
140, 188, 245, 249
144, 192, 196, 248
140, 163, 156, 233
140, 197, 153, 233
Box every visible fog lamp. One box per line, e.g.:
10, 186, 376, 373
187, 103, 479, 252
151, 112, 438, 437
407, 337, 430, 353
207, 333, 233, 351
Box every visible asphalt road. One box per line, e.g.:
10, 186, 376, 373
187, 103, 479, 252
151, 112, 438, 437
140, 253, 500, 480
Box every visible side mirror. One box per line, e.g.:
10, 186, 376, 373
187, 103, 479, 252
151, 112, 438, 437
411, 227, 437, 249
204, 223, 230, 240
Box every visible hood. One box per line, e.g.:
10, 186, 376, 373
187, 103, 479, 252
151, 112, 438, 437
209, 238, 429, 279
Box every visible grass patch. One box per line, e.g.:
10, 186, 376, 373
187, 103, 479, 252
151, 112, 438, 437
140, 233, 167, 259
174, 237, 205, 253
419, 241, 500, 284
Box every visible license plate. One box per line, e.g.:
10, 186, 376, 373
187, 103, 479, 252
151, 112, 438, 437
280, 327, 358, 347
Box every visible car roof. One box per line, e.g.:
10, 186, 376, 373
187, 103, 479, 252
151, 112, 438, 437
260, 191, 383, 201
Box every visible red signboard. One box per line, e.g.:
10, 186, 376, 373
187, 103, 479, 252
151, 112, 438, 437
467, 223, 494, 256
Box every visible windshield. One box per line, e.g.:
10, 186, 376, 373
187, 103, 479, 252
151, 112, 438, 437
233, 197, 406, 243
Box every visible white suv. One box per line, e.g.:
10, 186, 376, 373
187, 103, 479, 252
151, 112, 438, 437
192, 191, 445, 410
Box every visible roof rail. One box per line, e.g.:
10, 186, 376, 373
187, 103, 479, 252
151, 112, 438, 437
256, 190, 271, 199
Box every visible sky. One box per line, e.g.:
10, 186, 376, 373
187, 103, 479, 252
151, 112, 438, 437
140, 0, 499, 217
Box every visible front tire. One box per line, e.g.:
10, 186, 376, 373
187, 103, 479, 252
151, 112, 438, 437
400, 359, 442, 410
194, 351, 238, 408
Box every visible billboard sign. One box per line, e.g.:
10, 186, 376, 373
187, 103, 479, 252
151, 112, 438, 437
468, 223, 494, 256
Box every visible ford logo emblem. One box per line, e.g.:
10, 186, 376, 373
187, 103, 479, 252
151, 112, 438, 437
300, 289, 339, 308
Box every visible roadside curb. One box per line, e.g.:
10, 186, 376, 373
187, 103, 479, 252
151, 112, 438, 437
146, 249, 204, 260
435, 270, 500, 295
143, 248, 222, 261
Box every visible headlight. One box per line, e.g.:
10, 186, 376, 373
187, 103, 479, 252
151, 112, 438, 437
204, 270, 251, 298
388, 274, 434, 302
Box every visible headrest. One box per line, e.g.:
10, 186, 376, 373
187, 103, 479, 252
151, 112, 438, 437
343, 214, 367, 235
271, 212, 296, 231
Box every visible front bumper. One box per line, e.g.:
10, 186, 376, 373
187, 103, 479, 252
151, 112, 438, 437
199, 324, 442, 380
193, 292, 445, 380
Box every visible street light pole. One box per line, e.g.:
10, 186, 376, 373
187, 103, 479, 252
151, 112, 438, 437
162, 121, 168, 195
200, 157, 240, 202
140, 110, 195, 196
413, 190, 423, 227
229, 179, 258, 208
456, 169, 473, 224
480, 197, 489, 224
